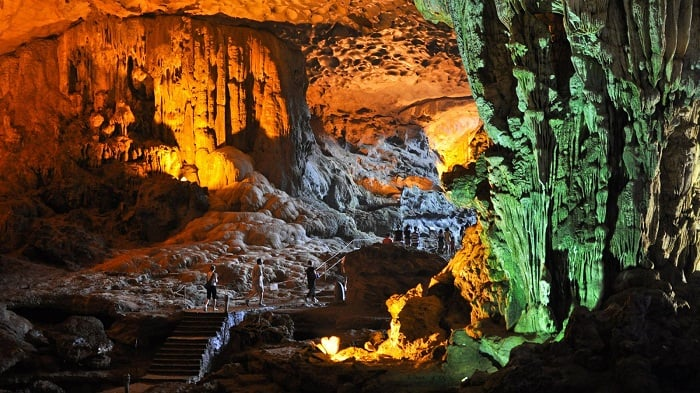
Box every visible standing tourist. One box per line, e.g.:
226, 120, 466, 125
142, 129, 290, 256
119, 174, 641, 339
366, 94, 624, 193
444, 229, 454, 255
411, 226, 420, 248
403, 225, 412, 246
437, 229, 445, 254
305, 261, 319, 303
245, 258, 265, 307
203, 264, 218, 312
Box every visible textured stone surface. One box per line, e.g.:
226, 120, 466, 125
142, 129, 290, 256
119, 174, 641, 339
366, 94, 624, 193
459, 271, 700, 393
0, 305, 34, 374
343, 243, 446, 313
0, 0, 478, 258
3, 0, 700, 391
0, 14, 310, 194
417, 0, 700, 333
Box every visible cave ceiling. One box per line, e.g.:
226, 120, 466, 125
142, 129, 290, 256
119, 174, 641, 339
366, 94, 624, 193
0, 0, 483, 192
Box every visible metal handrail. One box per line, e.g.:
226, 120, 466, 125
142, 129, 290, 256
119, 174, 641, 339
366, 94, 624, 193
172, 284, 188, 303
316, 237, 374, 277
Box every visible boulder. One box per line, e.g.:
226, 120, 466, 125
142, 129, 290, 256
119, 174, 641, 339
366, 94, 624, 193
107, 312, 180, 349
50, 316, 113, 367
343, 243, 446, 314
0, 305, 35, 374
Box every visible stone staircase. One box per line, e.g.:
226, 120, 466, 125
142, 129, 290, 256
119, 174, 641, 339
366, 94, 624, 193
142, 310, 243, 383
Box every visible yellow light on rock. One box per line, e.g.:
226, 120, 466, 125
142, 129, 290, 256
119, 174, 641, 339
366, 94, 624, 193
316, 336, 340, 356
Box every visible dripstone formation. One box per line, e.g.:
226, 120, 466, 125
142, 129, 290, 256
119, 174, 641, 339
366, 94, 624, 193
417, 0, 700, 333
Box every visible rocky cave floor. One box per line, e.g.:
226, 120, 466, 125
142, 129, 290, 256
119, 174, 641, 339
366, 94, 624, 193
0, 243, 470, 393
3, 247, 700, 393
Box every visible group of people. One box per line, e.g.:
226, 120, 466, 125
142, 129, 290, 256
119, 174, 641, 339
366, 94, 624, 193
391, 225, 422, 248
436, 228, 456, 255
388, 223, 468, 256
202, 258, 320, 311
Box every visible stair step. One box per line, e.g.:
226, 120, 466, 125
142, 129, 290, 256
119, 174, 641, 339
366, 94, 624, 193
152, 359, 200, 364
154, 351, 202, 359
149, 361, 201, 367
159, 345, 207, 351
181, 319, 226, 324
144, 311, 237, 383
150, 358, 202, 365
150, 362, 201, 369
161, 345, 208, 349
151, 358, 201, 364
151, 359, 200, 365
156, 350, 204, 356
172, 328, 220, 334
178, 320, 224, 325
181, 319, 226, 323
183, 312, 228, 317
172, 326, 221, 336
140, 374, 192, 382
156, 348, 204, 353
146, 368, 201, 375
156, 346, 206, 355
149, 366, 201, 373
158, 345, 206, 350
165, 339, 209, 345
170, 332, 219, 337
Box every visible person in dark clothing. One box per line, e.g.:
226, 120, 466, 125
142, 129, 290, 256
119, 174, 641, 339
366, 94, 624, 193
393, 227, 403, 243
437, 229, 445, 254
411, 226, 420, 248
403, 225, 412, 245
204, 264, 218, 312
305, 261, 319, 303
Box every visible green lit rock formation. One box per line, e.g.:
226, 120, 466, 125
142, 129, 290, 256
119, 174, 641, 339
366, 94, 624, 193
417, 0, 700, 333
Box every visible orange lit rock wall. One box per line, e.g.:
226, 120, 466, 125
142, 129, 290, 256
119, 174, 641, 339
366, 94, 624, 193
0, 15, 311, 194
0, 0, 354, 61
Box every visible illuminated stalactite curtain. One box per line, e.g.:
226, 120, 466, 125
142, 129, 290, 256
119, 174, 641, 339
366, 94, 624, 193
55, 15, 309, 193
416, 0, 700, 333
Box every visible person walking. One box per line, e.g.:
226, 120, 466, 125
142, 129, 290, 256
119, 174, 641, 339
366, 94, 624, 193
203, 264, 218, 312
245, 258, 265, 307
305, 261, 319, 303
437, 229, 444, 254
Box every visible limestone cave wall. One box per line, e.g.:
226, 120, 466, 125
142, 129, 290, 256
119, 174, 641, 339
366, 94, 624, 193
0, 14, 311, 195
417, 0, 700, 332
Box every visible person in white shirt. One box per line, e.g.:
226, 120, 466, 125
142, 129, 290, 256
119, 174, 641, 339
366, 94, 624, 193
245, 258, 265, 307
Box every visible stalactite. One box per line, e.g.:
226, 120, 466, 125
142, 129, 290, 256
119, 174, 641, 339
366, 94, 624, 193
28, 15, 309, 193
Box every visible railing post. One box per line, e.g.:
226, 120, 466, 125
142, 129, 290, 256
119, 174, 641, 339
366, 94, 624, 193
124, 373, 130, 393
